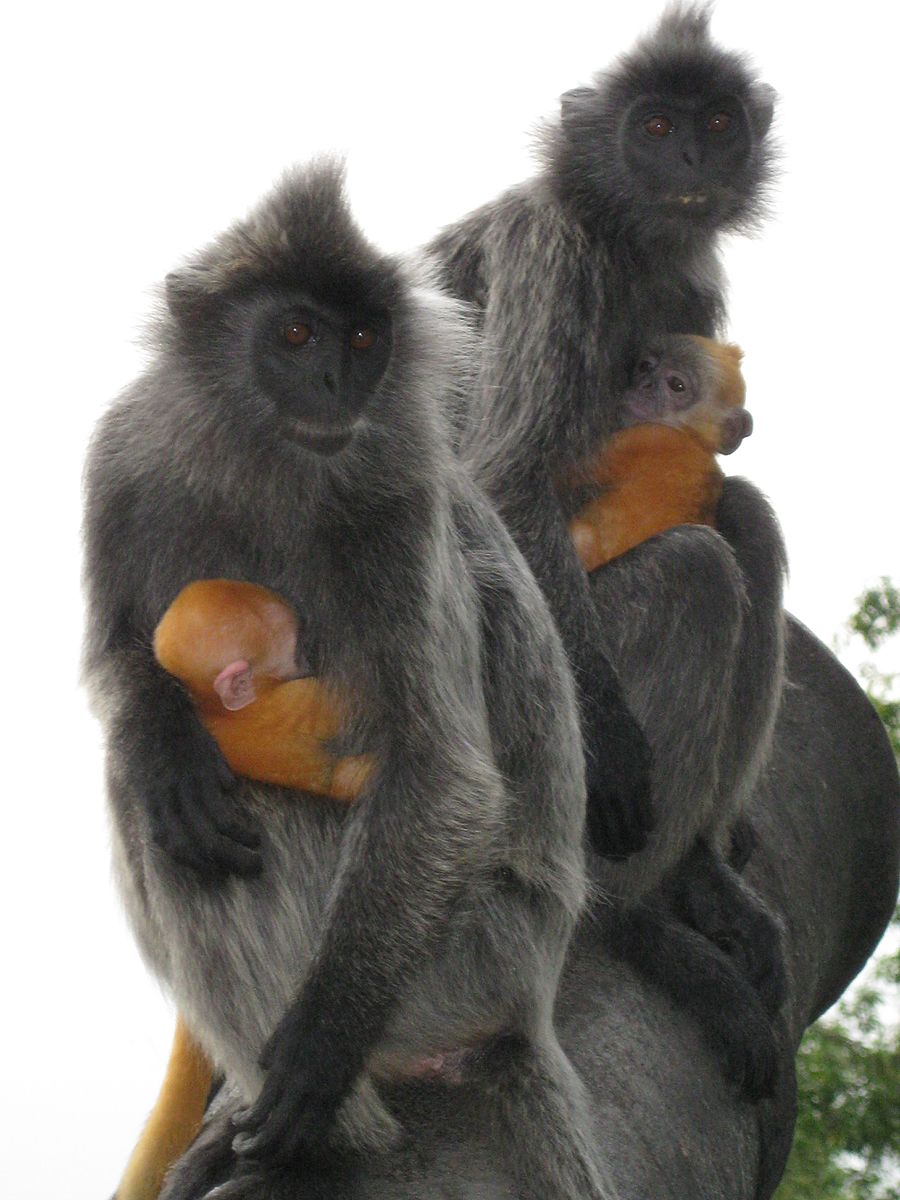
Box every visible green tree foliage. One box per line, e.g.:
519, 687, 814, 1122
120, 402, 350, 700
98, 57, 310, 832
776, 580, 899, 1200
851, 578, 900, 758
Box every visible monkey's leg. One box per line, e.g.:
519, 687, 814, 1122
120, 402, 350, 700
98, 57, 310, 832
712, 476, 787, 813
588, 523, 746, 893
690, 478, 788, 1017
474, 1031, 611, 1200
587, 517, 784, 1097
115, 1016, 214, 1200
669, 840, 787, 1017
727, 814, 758, 872
603, 898, 779, 1102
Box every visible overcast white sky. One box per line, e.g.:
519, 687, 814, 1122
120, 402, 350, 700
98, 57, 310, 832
2, 2, 898, 1196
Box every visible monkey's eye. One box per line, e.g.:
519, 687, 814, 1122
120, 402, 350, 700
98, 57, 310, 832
667, 375, 686, 393
708, 113, 732, 133
350, 327, 377, 351
283, 320, 313, 347
645, 115, 673, 137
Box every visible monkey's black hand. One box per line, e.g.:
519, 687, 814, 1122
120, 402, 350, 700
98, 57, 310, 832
144, 718, 262, 882
231, 1008, 362, 1166
583, 686, 655, 860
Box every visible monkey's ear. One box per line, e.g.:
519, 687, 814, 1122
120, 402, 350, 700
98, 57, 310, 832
165, 266, 217, 323
213, 660, 257, 711
749, 84, 777, 137
560, 87, 598, 133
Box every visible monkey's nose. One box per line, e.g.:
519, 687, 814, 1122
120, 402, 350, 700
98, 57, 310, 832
636, 357, 659, 385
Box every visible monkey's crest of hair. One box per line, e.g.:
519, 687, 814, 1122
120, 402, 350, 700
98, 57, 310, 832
163, 159, 403, 329
540, 3, 779, 241
131, 159, 476, 506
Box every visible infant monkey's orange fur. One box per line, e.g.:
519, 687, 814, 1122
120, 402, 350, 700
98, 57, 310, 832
569, 336, 749, 573
114, 1016, 212, 1200
153, 579, 373, 802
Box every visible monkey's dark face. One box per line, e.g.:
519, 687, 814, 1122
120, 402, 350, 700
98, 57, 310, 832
622, 351, 702, 424
619, 94, 753, 228
246, 290, 393, 455
551, 23, 775, 244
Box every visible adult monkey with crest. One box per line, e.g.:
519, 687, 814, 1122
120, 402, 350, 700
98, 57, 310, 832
427, 5, 787, 1099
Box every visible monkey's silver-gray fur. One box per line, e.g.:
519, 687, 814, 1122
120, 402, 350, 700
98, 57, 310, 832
85, 162, 609, 1197
425, 5, 786, 1097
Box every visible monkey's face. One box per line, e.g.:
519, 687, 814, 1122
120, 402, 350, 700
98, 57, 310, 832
621, 336, 752, 455
247, 288, 393, 455
622, 348, 705, 425
618, 93, 755, 230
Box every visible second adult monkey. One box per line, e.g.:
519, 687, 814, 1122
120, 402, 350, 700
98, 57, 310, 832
88, 163, 608, 1199
428, 6, 787, 1098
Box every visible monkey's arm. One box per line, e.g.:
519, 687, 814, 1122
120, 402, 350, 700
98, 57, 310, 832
92, 636, 263, 879
500, 463, 654, 858
83, 463, 262, 880
233, 533, 505, 1164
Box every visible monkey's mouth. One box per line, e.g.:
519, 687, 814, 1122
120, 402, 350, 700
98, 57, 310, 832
281, 417, 359, 455
664, 193, 709, 206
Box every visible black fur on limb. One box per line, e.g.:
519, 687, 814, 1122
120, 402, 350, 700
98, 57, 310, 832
161, 616, 900, 1200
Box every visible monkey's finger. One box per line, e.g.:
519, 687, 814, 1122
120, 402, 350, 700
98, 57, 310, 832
617, 784, 652, 852
202, 1168, 263, 1200
233, 1081, 330, 1165
584, 746, 647, 857
235, 1107, 315, 1166
196, 769, 264, 851
586, 794, 632, 860
214, 753, 239, 793
629, 770, 656, 838
195, 772, 263, 842
213, 813, 263, 852
148, 792, 232, 881
174, 785, 264, 877
231, 1075, 285, 1145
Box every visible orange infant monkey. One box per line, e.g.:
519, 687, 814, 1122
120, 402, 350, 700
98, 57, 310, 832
153, 579, 373, 801
569, 335, 751, 573
115, 581, 372, 1200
